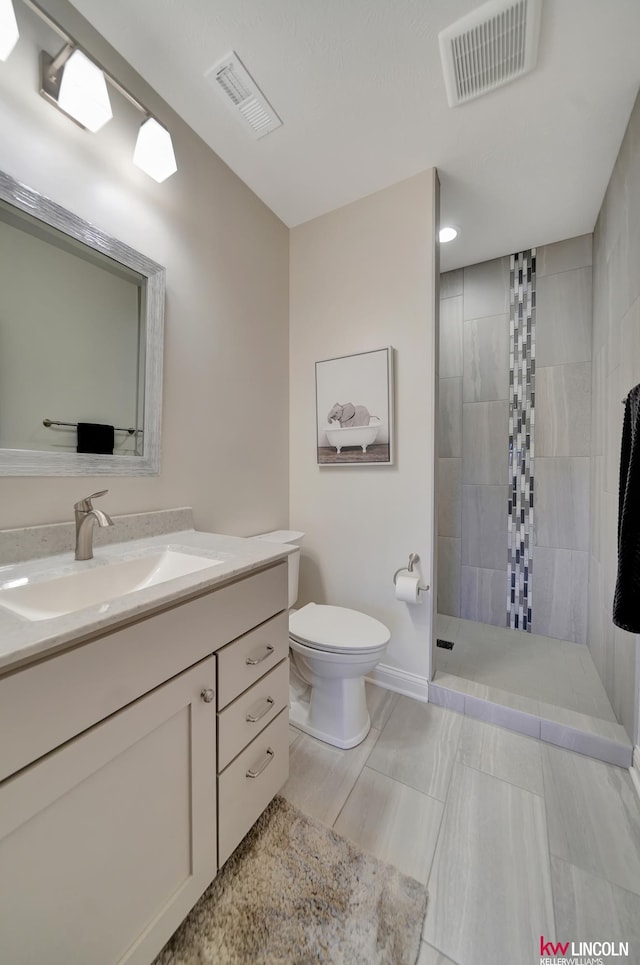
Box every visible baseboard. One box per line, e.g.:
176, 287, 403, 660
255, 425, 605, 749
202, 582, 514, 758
631, 746, 640, 802
366, 663, 430, 702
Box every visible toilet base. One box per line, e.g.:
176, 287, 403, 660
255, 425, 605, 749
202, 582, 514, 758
288, 675, 371, 749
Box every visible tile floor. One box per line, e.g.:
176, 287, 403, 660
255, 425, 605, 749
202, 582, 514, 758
280, 685, 640, 965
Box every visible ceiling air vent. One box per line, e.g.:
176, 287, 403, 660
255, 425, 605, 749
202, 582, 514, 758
205, 51, 282, 139
439, 0, 542, 107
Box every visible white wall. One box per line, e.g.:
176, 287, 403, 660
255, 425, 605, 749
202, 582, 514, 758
290, 171, 439, 694
0, 0, 289, 535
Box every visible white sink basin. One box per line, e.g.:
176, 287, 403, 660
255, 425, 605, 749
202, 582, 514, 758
0, 550, 224, 622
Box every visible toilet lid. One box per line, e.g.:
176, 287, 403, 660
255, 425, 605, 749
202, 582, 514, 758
289, 603, 390, 654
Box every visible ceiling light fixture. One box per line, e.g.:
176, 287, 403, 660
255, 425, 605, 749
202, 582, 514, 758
439, 226, 459, 243
20, 0, 177, 182
0, 0, 19, 61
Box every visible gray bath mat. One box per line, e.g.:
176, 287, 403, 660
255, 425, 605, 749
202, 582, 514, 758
153, 795, 428, 964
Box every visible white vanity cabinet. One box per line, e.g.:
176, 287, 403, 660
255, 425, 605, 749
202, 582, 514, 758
0, 560, 289, 965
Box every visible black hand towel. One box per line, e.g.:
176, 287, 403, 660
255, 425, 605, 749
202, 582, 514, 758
613, 384, 640, 632
76, 422, 115, 455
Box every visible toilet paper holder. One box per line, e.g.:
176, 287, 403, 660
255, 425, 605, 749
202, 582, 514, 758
392, 553, 429, 593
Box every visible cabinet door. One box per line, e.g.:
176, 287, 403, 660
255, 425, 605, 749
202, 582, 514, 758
0, 655, 217, 965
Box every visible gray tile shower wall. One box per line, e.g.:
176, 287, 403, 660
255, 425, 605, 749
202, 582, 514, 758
536, 267, 592, 367
531, 547, 589, 645
438, 378, 462, 458
462, 485, 509, 570
438, 536, 461, 618
589, 87, 640, 743
534, 457, 591, 553
536, 234, 593, 277
535, 362, 592, 457
462, 401, 509, 486
460, 566, 508, 626
439, 258, 511, 627
439, 268, 463, 300
462, 257, 510, 320
463, 314, 510, 403
439, 235, 594, 647
438, 276, 463, 619
438, 459, 461, 538
533, 237, 592, 642
439, 296, 464, 379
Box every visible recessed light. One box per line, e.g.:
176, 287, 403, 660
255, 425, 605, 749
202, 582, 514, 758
439, 226, 458, 243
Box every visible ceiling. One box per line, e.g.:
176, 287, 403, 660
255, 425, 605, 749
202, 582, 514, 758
66, 0, 640, 272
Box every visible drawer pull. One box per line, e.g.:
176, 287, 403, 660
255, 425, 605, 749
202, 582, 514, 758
245, 644, 274, 666
246, 696, 274, 723
246, 747, 274, 779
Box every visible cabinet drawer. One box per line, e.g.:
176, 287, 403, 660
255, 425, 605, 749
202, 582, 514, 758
218, 709, 289, 867
0, 561, 287, 783
216, 611, 289, 709
217, 659, 289, 770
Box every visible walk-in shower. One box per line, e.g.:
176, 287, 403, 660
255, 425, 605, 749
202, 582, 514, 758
434, 226, 635, 763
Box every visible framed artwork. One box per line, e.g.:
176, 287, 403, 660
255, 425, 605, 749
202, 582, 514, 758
315, 346, 394, 466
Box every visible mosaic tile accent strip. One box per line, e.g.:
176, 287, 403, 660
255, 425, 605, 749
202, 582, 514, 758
507, 250, 536, 631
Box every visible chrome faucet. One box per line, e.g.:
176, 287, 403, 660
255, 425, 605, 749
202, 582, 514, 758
74, 490, 114, 560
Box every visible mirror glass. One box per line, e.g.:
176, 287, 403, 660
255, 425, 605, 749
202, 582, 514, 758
0, 170, 164, 475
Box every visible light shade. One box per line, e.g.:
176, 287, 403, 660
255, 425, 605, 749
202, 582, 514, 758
58, 49, 112, 132
439, 226, 458, 244
133, 117, 177, 182
0, 0, 19, 62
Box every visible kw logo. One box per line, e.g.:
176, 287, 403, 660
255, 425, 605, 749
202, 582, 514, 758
540, 936, 570, 956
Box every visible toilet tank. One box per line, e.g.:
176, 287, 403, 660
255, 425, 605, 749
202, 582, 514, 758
252, 530, 304, 608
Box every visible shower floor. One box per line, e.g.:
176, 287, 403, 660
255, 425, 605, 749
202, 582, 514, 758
431, 614, 632, 765
435, 613, 617, 722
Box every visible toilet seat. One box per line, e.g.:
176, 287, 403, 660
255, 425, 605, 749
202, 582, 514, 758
289, 603, 390, 655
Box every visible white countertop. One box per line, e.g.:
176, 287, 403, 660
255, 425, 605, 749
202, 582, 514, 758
0, 529, 293, 675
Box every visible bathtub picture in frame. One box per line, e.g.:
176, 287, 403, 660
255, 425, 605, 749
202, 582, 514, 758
315, 346, 394, 465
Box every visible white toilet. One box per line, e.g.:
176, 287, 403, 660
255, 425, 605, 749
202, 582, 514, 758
253, 531, 390, 749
